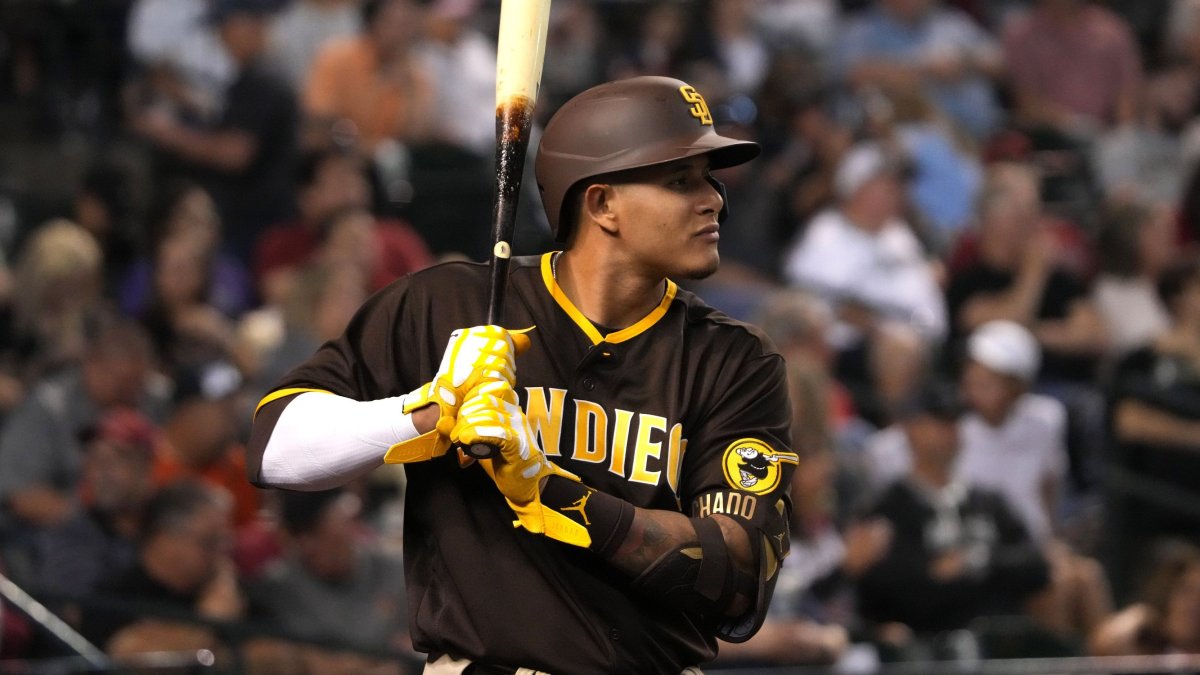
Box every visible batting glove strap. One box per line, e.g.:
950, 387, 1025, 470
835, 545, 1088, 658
383, 427, 450, 464
539, 475, 636, 557
456, 381, 628, 549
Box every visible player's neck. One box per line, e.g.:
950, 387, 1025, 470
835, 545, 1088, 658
556, 249, 666, 330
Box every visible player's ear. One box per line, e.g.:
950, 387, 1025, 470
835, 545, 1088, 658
581, 183, 620, 236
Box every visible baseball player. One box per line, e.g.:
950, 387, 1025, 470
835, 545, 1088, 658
247, 76, 797, 673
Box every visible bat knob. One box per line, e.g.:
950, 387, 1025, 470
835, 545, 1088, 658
466, 442, 499, 459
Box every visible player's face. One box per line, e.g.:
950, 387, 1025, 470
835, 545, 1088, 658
611, 156, 725, 280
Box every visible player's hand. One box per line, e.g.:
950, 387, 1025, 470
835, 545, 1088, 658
451, 381, 591, 548
384, 326, 530, 464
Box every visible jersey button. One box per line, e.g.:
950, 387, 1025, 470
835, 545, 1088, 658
582, 377, 596, 391
608, 628, 621, 641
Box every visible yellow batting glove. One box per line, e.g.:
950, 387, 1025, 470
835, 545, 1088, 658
384, 326, 531, 464
451, 381, 591, 548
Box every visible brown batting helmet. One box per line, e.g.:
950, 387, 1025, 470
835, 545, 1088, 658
535, 76, 760, 241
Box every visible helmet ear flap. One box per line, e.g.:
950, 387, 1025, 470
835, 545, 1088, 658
707, 176, 731, 224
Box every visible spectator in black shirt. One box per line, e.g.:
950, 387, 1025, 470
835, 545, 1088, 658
857, 383, 1050, 646
128, 0, 298, 264
1108, 256, 1200, 548
946, 162, 1106, 384
81, 481, 242, 658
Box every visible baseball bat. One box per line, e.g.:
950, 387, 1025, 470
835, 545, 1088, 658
466, 0, 552, 460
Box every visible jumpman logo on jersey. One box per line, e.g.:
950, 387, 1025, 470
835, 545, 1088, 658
562, 490, 592, 526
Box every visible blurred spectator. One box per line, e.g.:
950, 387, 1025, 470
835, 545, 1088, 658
857, 383, 1051, 648
138, 227, 245, 374
238, 262, 369, 395
157, 360, 260, 528
1090, 539, 1200, 656
6, 219, 104, 383
542, 1, 609, 115
1091, 75, 1191, 205
318, 206, 430, 293
21, 409, 159, 603
945, 162, 1106, 385
1002, 0, 1143, 135
958, 321, 1066, 544
125, 0, 235, 125
303, 0, 437, 153
609, 1, 694, 80
873, 87, 984, 251
705, 0, 771, 97
958, 321, 1113, 641
784, 142, 947, 423
754, 290, 863, 448
129, 0, 298, 263
120, 181, 253, 323
254, 148, 433, 307
249, 489, 411, 656
266, 0, 362, 92
754, 0, 840, 55
419, 0, 497, 157
80, 481, 242, 657
1092, 200, 1175, 358
834, 0, 1004, 140
72, 162, 138, 300
759, 82, 856, 245
0, 312, 165, 533
1163, 0, 1200, 155
1108, 256, 1200, 541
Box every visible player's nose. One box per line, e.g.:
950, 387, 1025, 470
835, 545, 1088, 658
698, 179, 723, 217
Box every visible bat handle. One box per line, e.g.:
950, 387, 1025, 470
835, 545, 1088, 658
466, 442, 497, 459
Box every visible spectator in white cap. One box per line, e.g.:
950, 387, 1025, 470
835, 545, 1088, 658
958, 320, 1112, 642
783, 142, 947, 425
958, 320, 1062, 542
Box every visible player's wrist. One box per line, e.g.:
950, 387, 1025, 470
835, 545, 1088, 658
540, 475, 635, 558
410, 403, 441, 434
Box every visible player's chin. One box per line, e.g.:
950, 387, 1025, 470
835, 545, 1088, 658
678, 251, 720, 280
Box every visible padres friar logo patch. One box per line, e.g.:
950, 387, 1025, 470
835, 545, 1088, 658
678, 85, 713, 126
721, 439, 798, 495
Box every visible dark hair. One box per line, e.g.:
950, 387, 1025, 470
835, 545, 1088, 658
295, 146, 363, 190
82, 308, 154, 362
144, 179, 215, 252
141, 481, 224, 543
79, 162, 133, 224
279, 489, 345, 536
897, 379, 965, 422
1156, 256, 1200, 316
1097, 200, 1154, 278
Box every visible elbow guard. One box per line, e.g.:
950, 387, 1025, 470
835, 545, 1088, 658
630, 496, 791, 642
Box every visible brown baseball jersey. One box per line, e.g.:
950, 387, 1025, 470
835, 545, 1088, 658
256, 252, 794, 673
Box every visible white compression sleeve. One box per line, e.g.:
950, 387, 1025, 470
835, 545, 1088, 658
259, 391, 419, 490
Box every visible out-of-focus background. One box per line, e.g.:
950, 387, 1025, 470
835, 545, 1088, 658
0, 0, 1199, 672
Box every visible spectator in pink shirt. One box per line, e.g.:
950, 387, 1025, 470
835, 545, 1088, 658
1003, 0, 1143, 134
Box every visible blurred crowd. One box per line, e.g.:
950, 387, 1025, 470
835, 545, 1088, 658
0, 0, 1199, 671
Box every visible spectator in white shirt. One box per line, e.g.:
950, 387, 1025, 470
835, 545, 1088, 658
959, 320, 1112, 641
784, 142, 947, 423
958, 320, 1066, 543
